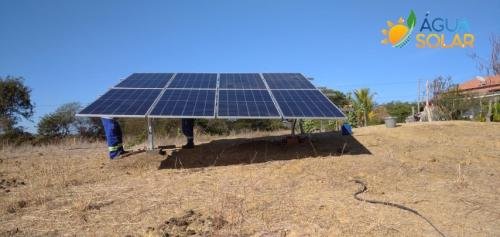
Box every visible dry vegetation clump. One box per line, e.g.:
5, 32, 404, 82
0, 121, 499, 236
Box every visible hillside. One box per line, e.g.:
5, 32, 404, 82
1, 121, 499, 236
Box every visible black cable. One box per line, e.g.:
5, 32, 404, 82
351, 179, 446, 237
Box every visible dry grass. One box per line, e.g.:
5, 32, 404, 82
0, 121, 499, 236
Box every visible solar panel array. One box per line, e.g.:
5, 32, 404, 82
77, 73, 346, 119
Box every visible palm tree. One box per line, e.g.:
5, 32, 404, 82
353, 88, 375, 126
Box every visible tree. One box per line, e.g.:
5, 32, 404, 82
469, 34, 500, 76
230, 119, 283, 132
429, 76, 480, 120
37, 102, 103, 139
436, 85, 478, 120
384, 101, 416, 123
0, 76, 34, 135
74, 117, 104, 139
38, 103, 79, 137
369, 106, 389, 125
344, 92, 358, 127
196, 119, 229, 135
353, 88, 375, 126
319, 88, 349, 108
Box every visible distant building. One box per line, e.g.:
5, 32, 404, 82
458, 75, 499, 121
458, 75, 500, 95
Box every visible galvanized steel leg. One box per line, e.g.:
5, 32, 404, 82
147, 117, 154, 150
299, 119, 304, 134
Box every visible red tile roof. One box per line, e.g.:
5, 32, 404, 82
458, 75, 500, 94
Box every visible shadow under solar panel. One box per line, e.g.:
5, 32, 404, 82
149, 89, 216, 117
115, 73, 174, 88
217, 90, 280, 118
78, 89, 161, 116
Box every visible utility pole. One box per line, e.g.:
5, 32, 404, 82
417, 79, 421, 113
425, 80, 433, 122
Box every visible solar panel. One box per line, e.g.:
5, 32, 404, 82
77, 72, 346, 120
78, 89, 161, 116
149, 89, 216, 117
271, 90, 344, 118
219, 73, 266, 89
218, 90, 280, 118
263, 73, 316, 89
167, 73, 217, 89
115, 73, 174, 88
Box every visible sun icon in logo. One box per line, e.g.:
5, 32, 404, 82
381, 10, 416, 48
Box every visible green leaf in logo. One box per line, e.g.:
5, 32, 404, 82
406, 10, 416, 29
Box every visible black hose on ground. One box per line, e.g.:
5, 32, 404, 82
351, 179, 446, 237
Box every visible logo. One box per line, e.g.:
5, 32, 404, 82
381, 10, 416, 48
381, 10, 475, 48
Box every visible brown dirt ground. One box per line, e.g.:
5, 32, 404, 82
0, 121, 499, 236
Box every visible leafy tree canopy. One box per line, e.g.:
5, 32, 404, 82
0, 76, 34, 133
383, 101, 416, 123
37, 102, 103, 139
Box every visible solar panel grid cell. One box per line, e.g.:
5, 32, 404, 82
219, 73, 266, 89
218, 90, 280, 117
263, 73, 316, 89
115, 73, 174, 88
167, 73, 217, 89
149, 89, 216, 117
78, 89, 161, 116
271, 90, 344, 118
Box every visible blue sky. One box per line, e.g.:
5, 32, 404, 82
1, 0, 499, 132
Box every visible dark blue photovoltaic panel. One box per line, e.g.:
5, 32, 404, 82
150, 89, 216, 117
115, 73, 174, 88
77, 72, 347, 119
219, 73, 266, 89
263, 73, 316, 89
79, 89, 161, 116
167, 73, 217, 89
218, 90, 280, 117
271, 90, 344, 118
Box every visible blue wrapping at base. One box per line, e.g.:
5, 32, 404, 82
101, 118, 124, 159
341, 123, 353, 136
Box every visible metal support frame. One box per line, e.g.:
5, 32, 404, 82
77, 73, 349, 153
259, 73, 285, 118
147, 117, 154, 150
298, 119, 304, 134
290, 119, 305, 136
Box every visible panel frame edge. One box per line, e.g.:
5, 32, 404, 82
145, 73, 178, 117
260, 73, 285, 119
